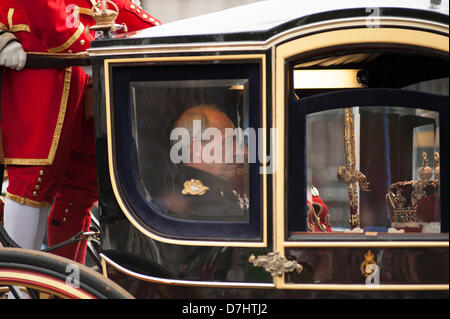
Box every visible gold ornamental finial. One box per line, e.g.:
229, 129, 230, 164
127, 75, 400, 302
434, 152, 440, 182
418, 152, 433, 182
89, 0, 119, 33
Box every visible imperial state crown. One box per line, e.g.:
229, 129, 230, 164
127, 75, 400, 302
385, 152, 440, 233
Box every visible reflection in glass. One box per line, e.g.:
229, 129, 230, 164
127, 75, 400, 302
130, 79, 250, 222
285, 247, 449, 285
304, 107, 440, 234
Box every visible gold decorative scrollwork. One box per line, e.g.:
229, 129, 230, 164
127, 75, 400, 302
181, 179, 210, 196
248, 251, 303, 277
360, 250, 378, 277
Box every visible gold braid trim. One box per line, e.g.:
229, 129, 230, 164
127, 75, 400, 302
2, 67, 72, 165
48, 67, 73, 164
47, 23, 84, 53
6, 192, 51, 208
10, 25, 30, 32
0, 31, 17, 52
7, 9, 30, 33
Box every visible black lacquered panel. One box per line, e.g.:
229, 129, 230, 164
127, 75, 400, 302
285, 247, 449, 285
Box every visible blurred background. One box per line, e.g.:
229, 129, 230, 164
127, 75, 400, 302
139, 0, 262, 24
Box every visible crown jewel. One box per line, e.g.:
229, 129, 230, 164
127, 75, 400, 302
386, 152, 440, 231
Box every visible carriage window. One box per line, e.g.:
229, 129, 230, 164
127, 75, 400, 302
299, 106, 440, 235
403, 77, 449, 96
130, 79, 250, 222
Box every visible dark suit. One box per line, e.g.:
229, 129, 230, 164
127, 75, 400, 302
162, 166, 249, 222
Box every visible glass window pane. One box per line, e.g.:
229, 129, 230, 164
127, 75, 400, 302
403, 77, 449, 96
130, 79, 250, 222
303, 106, 440, 234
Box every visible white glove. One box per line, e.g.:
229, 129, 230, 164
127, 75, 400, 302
0, 41, 27, 71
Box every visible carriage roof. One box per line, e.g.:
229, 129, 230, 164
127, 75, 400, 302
134, 0, 448, 37
91, 0, 448, 49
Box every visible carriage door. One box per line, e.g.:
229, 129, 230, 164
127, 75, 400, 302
283, 88, 448, 289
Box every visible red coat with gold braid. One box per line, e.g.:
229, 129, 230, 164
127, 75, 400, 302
0, 0, 159, 166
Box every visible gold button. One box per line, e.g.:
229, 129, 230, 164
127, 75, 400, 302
37, 177, 43, 183
80, 39, 85, 45
65, 208, 70, 214
63, 217, 68, 222
68, 202, 73, 206
34, 185, 40, 190
137, 9, 140, 13
33, 191, 38, 197
155, 22, 160, 25
150, 17, 154, 22
130, 4, 135, 9
143, 14, 148, 18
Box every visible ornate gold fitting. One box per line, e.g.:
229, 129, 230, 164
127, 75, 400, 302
307, 202, 328, 232
337, 166, 370, 193
434, 152, 440, 183
89, 0, 119, 32
360, 250, 378, 277
248, 251, 303, 277
349, 214, 360, 228
418, 151, 433, 182
181, 179, 210, 196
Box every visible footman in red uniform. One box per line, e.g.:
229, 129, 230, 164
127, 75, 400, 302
46, 0, 160, 264
0, 0, 160, 263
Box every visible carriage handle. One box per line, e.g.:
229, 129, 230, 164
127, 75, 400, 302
24, 52, 91, 69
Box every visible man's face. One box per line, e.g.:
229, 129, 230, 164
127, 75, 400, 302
193, 109, 248, 182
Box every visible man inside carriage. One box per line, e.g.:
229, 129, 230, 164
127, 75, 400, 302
158, 103, 250, 222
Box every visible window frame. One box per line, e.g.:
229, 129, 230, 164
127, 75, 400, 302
104, 55, 268, 246
288, 88, 449, 241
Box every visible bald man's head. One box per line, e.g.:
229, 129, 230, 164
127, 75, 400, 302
171, 104, 245, 182
172, 104, 235, 143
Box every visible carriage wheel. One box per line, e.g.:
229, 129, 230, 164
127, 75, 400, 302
0, 248, 133, 299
